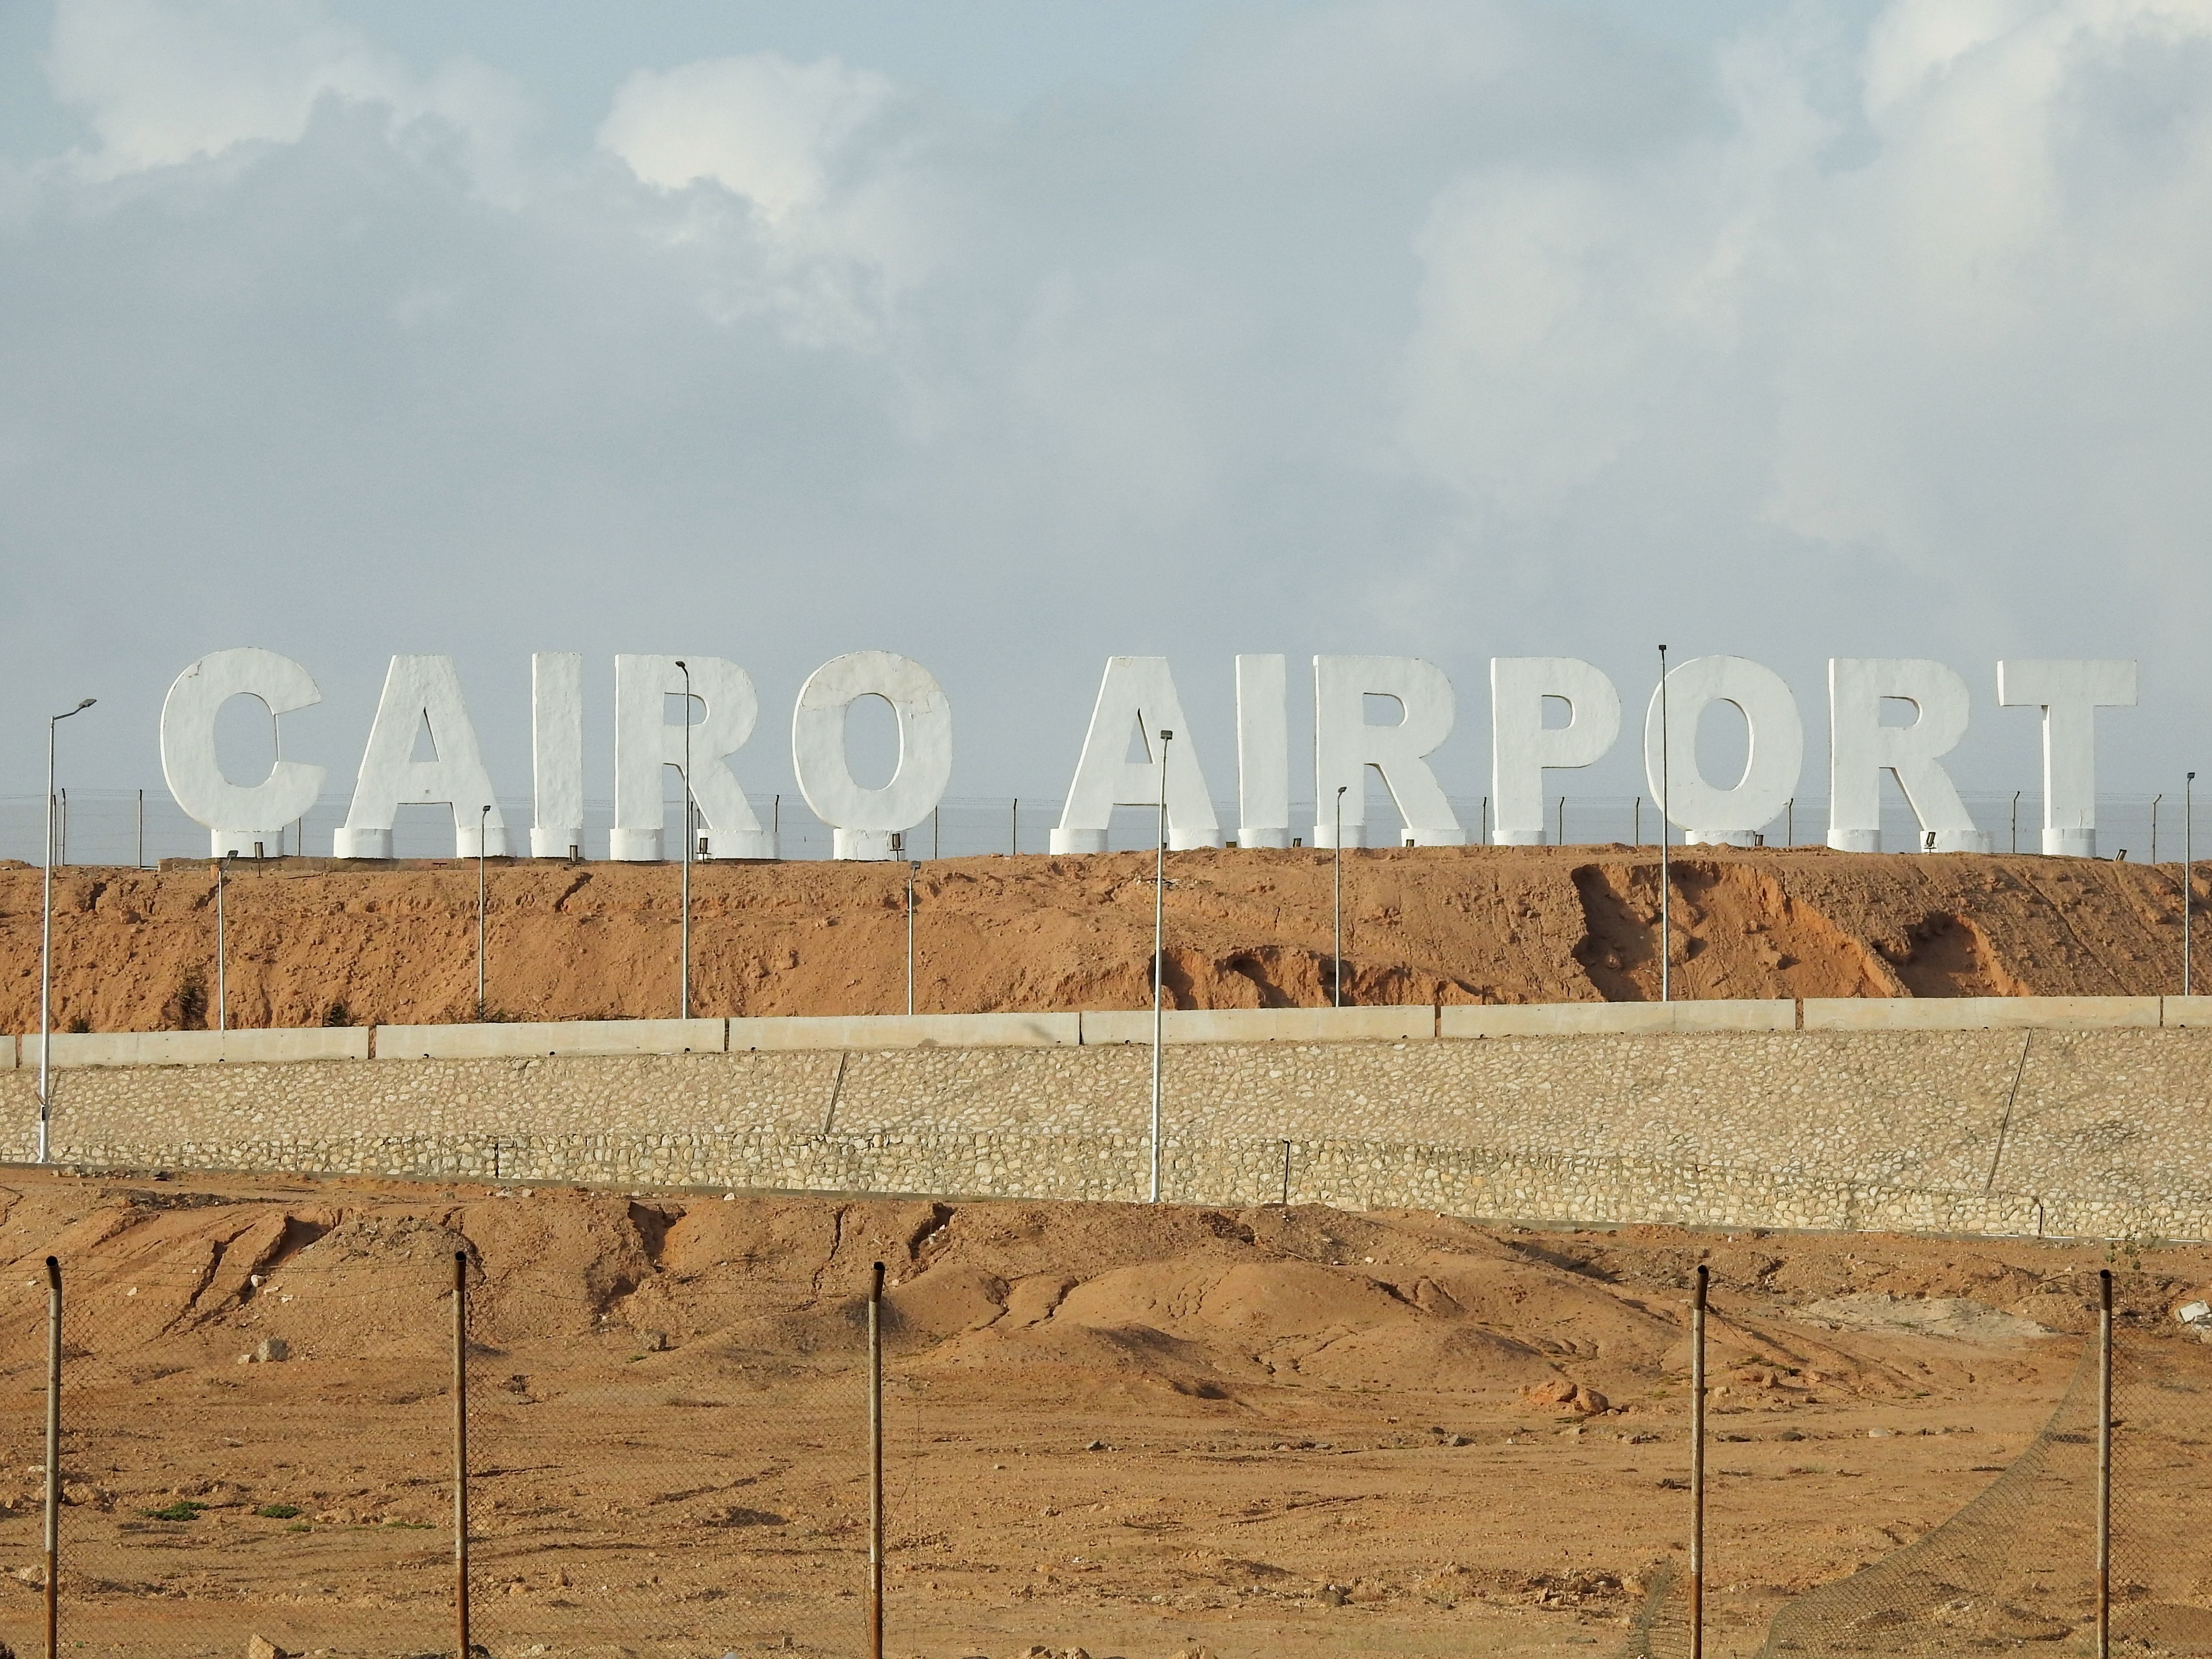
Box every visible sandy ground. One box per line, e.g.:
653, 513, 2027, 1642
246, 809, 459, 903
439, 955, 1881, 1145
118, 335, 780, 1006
0, 844, 2200, 1031
0, 1171, 2204, 1659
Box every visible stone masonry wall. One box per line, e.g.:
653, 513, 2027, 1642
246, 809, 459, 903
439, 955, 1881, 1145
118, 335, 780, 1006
6, 1027, 2210, 1240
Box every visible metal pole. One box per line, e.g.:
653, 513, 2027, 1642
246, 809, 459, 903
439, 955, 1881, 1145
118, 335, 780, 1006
677, 661, 693, 1020
2012, 790, 2021, 854
477, 804, 489, 1015
1151, 734, 1171, 1204
44, 1254, 60, 1659
1333, 786, 1346, 1009
932, 805, 939, 860
1786, 796, 1794, 846
868, 1261, 885, 1659
454, 1250, 471, 1659
136, 790, 144, 870
2152, 794, 2161, 865
216, 856, 228, 1033
1280, 1139, 1291, 1207
1556, 794, 1564, 846
2186, 773, 2196, 996
57, 788, 65, 867
37, 701, 93, 1164
1659, 647, 1671, 1003
1010, 798, 1018, 857
2096, 1266, 2112, 1659
1634, 796, 1641, 846
905, 864, 915, 1017
1690, 1262, 1707, 1659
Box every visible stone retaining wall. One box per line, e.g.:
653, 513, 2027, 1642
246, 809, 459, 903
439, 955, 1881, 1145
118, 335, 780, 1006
7, 1018, 2212, 1242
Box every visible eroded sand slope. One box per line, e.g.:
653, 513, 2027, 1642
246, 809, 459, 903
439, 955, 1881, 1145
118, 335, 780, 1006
0, 844, 2196, 1030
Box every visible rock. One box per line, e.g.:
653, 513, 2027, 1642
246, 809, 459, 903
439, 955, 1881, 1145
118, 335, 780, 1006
254, 1338, 289, 1363
1319, 1585, 1349, 1606
246, 1638, 294, 1659
1518, 1378, 1607, 1415
1171, 1647, 1220, 1659
638, 1329, 670, 1353
60, 1482, 102, 1508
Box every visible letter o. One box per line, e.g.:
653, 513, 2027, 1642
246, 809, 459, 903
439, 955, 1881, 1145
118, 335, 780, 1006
791, 651, 953, 860
1643, 655, 1803, 846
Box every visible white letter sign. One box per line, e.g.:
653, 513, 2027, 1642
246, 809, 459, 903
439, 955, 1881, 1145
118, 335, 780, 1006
1827, 659, 1989, 853
160, 648, 327, 858
1644, 655, 1803, 845
1489, 658, 1620, 845
1998, 659, 2138, 857
793, 651, 953, 860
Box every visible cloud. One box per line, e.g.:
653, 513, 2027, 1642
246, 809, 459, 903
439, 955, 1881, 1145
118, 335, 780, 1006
2, 0, 2211, 815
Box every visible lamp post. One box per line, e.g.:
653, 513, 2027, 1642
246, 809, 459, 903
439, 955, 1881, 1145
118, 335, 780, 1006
1333, 785, 1347, 1009
2187, 772, 2196, 997
1658, 646, 1671, 1003
2011, 790, 2021, 855
215, 854, 229, 1033
1150, 730, 1172, 1205
905, 862, 917, 1017
36, 698, 95, 1165
477, 803, 490, 1017
675, 660, 693, 1021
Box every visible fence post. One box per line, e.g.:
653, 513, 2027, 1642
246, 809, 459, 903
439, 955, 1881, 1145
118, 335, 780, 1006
1690, 1262, 1707, 1659
44, 1255, 60, 1659
2097, 1266, 2113, 1659
869, 1261, 885, 1659
454, 1249, 471, 1659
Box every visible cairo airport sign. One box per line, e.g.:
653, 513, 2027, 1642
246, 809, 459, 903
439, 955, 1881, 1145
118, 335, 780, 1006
157, 649, 2136, 862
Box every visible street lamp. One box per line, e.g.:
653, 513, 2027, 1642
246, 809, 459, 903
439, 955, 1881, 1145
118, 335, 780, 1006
676, 660, 694, 1021
216, 854, 230, 1032
1150, 730, 1172, 1205
1333, 785, 1347, 1009
2188, 772, 2197, 997
477, 803, 490, 1017
36, 697, 95, 1165
1658, 645, 1671, 1004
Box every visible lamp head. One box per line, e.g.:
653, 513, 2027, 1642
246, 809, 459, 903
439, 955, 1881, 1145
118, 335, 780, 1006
75, 698, 94, 711
1160, 729, 1173, 741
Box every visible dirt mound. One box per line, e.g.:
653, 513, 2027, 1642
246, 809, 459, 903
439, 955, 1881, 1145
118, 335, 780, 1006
3, 1169, 2208, 1658
0, 844, 2197, 1031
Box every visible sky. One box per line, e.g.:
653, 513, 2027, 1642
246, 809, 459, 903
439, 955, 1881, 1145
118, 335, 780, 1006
2, 0, 2208, 836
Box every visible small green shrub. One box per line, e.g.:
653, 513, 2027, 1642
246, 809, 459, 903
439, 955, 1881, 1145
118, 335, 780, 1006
141, 1500, 204, 1521
255, 1503, 301, 1519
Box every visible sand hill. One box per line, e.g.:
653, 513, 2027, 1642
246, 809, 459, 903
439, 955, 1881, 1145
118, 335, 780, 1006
0, 844, 2195, 1032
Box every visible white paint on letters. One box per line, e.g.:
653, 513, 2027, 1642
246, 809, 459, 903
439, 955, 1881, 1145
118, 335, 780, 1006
1489, 658, 1620, 845
1312, 655, 1463, 847
612, 655, 770, 862
160, 648, 327, 858
335, 656, 509, 859
1049, 657, 1222, 854
1644, 655, 1803, 846
1998, 659, 2138, 857
1235, 653, 1290, 849
530, 652, 585, 859
1827, 659, 1989, 853
793, 650, 953, 860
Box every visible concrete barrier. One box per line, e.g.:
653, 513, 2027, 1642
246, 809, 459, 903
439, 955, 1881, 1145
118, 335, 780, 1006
1079, 1007, 1435, 1045
2164, 997, 2212, 1027
1441, 1000, 1796, 1039
373, 1019, 726, 1060
1801, 996, 2162, 1032
728, 1013, 1079, 1051
21, 1029, 372, 1068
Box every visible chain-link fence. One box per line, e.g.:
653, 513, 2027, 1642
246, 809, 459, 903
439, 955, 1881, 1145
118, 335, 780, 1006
0, 790, 2189, 866
7, 1234, 2205, 1659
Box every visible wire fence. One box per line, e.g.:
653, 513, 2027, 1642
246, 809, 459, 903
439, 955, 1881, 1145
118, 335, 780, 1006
0, 790, 2193, 867
4, 1242, 2204, 1659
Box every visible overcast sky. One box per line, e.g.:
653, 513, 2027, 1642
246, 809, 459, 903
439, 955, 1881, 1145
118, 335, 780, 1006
2, 0, 2207, 828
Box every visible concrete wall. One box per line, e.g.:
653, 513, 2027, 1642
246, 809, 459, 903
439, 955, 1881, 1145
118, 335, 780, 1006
8, 1001, 2212, 1243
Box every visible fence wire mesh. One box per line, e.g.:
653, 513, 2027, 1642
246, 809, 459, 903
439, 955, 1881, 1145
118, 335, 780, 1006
7, 1225, 2209, 1659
